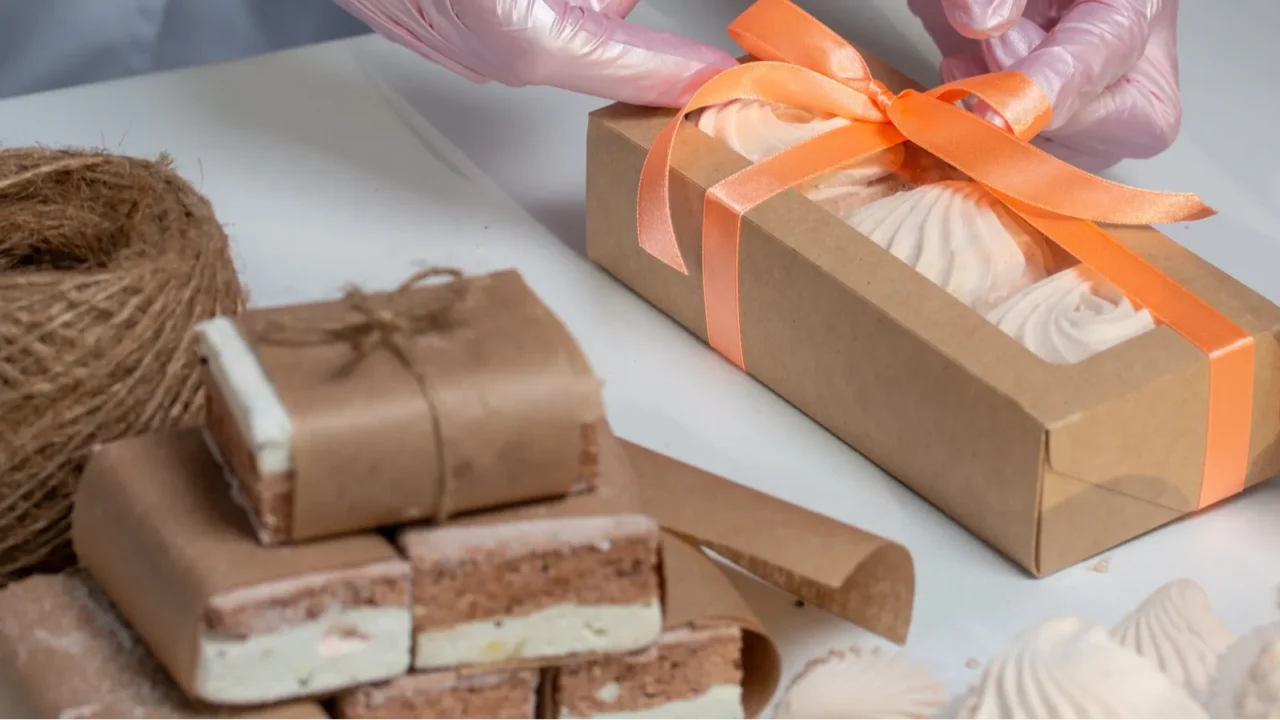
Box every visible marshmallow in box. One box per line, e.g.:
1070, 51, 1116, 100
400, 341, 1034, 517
585, 0, 1280, 575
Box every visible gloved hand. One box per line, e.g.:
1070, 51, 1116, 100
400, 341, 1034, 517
333, 0, 738, 107
908, 0, 1181, 172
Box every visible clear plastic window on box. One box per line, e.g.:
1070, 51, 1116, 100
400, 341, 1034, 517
694, 99, 1155, 365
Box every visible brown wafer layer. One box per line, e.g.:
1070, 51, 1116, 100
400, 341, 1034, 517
203, 365, 293, 544
554, 623, 743, 718
0, 571, 328, 719
334, 668, 538, 719
402, 518, 658, 630
398, 425, 661, 669
205, 561, 410, 638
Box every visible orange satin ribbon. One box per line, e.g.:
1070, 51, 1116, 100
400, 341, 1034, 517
635, 0, 1255, 509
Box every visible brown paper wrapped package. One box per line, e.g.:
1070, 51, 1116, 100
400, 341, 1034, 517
620, 439, 914, 643
549, 532, 781, 719
334, 668, 539, 719
0, 570, 327, 719
396, 422, 664, 671
585, 50, 1280, 576
71, 429, 413, 707
196, 269, 604, 543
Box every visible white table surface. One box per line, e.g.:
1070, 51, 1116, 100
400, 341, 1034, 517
1, 0, 1277, 705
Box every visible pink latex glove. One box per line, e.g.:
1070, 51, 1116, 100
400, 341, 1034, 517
333, 0, 738, 107
908, 0, 1181, 172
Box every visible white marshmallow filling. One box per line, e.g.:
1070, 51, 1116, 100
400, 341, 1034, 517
194, 317, 293, 476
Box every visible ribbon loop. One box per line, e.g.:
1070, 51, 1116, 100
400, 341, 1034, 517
925, 73, 1052, 141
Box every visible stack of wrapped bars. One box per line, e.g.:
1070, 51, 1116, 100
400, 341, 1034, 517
0, 269, 779, 719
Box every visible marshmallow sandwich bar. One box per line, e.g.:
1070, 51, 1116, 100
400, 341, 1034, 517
196, 269, 604, 543
552, 623, 744, 719
548, 533, 782, 719
72, 429, 413, 706
335, 668, 539, 719
398, 426, 663, 670
0, 570, 328, 719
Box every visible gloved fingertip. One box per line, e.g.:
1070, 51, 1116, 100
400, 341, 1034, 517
642, 33, 739, 71
980, 17, 1045, 70
940, 53, 988, 83
941, 0, 1028, 40
975, 101, 1012, 132
650, 65, 731, 107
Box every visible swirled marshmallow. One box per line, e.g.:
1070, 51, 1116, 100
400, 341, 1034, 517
841, 180, 1054, 313
695, 99, 905, 205
1111, 579, 1236, 696
1207, 623, 1280, 719
956, 616, 1208, 718
985, 266, 1155, 364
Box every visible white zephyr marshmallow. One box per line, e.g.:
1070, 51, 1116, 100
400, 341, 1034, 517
774, 645, 945, 719
956, 616, 1208, 719
1206, 622, 1280, 719
841, 180, 1055, 313
696, 100, 852, 164
1111, 579, 1236, 696
985, 265, 1155, 364
695, 99, 907, 207
195, 317, 293, 475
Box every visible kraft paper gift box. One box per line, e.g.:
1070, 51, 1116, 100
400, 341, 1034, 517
585, 0, 1280, 576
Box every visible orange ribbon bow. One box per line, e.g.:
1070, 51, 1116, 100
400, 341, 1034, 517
635, 0, 1254, 509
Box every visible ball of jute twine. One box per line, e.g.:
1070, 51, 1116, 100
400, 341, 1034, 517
0, 148, 246, 586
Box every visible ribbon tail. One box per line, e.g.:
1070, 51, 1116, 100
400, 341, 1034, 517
993, 191, 1253, 509
703, 122, 906, 367
637, 113, 691, 274
638, 62, 890, 274
928, 73, 1052, 140
890, 91, 1215, 224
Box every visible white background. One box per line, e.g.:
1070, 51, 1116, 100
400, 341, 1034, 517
0, 0, 1276, 704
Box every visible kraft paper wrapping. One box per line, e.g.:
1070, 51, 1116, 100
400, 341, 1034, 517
0, 571, 328, 719
234, 269, 604, 540
407, 422, 644, 532
71, 428, 406, 699
658, 532, 781, 718
621, 440, 914, 644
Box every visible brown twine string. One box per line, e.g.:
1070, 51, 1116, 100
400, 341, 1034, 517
0, 148, 246, 586
255, 267, 470, 523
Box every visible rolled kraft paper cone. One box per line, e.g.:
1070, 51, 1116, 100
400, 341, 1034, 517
334, 668, 539, 719
0, 570, 328, 719
71, 429, 413, 706
620, 439, 915, 644
396, 423, 664, 671
196, 268, 605, 544
549, 532, 782, 719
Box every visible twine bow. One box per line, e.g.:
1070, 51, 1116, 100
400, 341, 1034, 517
634, 0, 1254, 510
257, 267, 471, 522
